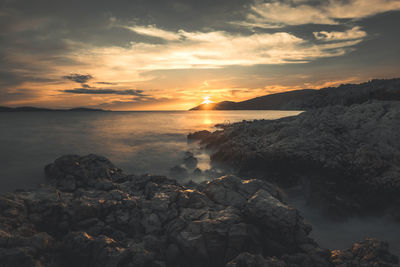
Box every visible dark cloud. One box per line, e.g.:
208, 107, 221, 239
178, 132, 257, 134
96, 82, 118, 85
63, 74, 93, 84
0, 88, 39, 103
63, 88, 146, 96
0, 70, 56, 87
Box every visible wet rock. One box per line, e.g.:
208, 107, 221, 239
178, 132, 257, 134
331, 238, 399, 266
169, 165, 188, 180
193, 168, 202, 177
183, 155, 198, 169
187, 130, 212, 143
245, 188, 311, 254
45, 154, 126, 191
203, 175, 246, 207
185, 151, 194, 157
0, 247, 40, 267
226, 252, 287, 267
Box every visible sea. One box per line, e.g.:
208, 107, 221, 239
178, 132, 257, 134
0, 110, 399, 256
0, 110, 300, 192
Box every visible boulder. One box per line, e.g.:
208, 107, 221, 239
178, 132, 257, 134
45, 154, 126, 191
187, 130, 212, 143
226, 252, 286, 267
183, 155, 198, 169
331, 238, 399, 266
169, 165, 188, 180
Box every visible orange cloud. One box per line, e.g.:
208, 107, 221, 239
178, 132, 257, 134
244, 0, 400, 28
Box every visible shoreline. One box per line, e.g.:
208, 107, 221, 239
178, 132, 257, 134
188, 101, 400, 221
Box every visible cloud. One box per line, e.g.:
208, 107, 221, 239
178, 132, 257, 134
96, 82, 118, 85
248, 2, 337, 27
124, 25, 182, 41
244, 0, 400, 28
314, 26, 367, 41
63, 88, 146, 96
72, 27, 362, 70
0, 88, 40, 103
325, 0, 400, 19
89, 96, 174, 110
63, 74, 93, 83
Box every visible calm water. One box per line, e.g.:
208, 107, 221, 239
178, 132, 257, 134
0, 110, 300, 192
1, 110, 399, 255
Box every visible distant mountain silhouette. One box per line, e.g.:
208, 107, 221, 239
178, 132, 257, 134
68, 107, 108, 112
0, 106, 109, 112
190, 78, 400, 110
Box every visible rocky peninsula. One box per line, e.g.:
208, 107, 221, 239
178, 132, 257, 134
0, 154, 397, 266
188, 101, 400, 221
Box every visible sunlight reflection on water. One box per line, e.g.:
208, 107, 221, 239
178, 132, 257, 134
0, 110, 301, 192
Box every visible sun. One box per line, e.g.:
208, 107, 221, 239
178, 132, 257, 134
201, 96, 214, 105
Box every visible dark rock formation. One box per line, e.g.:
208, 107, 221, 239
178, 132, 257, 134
227, 239, 400, 267
193, 168, 202, 177
183, 155, 198, 169
226, 252, 286, 267
1, 154, 397, 266
188, 101, 400, 219
188, 130, 214, 143
0, 106, 108, 112
331, 239, 399, 267
169, 165, 189, 179
45, 154, 126, 191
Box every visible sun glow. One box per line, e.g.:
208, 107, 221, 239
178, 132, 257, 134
201, 96, 214, 105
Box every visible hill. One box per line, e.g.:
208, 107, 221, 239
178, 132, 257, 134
0, 106, 108, 112
190, 78, 400, 110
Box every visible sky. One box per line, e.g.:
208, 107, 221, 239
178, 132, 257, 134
1, 0, 400, 110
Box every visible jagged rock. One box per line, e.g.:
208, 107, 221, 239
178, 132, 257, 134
0, 154, 398, 266
226, 252, 287, 267
183, 155, 198, 169
331, 238, 399, 267
187, 130, 213, 143
169, 165, 188, 180
60, 231, 133, 266
188, 102, 400, 219
193, 168, 202, 177
185, 151, 194, 157
45, 154, 126, 191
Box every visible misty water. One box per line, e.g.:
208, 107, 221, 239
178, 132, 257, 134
287, 187, 400, 257
0, 110, 399, 256
0, 110, 300, 192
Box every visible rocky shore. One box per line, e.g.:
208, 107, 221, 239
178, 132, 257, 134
0, 154, 398, 266
188, 101, 400, 220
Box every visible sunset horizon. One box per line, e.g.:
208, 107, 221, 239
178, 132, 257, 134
1, 0, 400, 110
